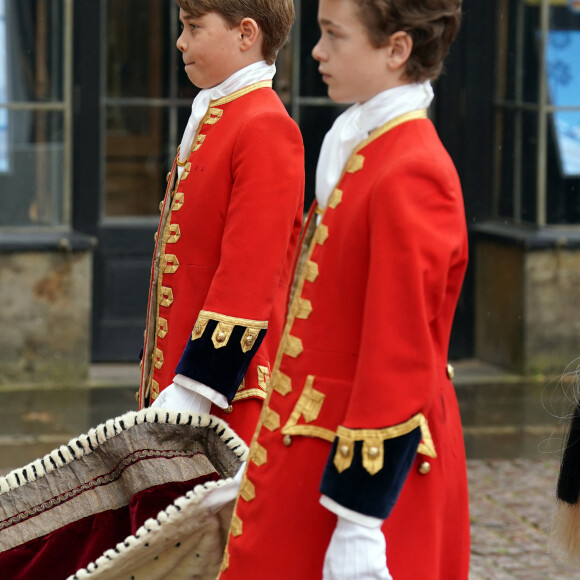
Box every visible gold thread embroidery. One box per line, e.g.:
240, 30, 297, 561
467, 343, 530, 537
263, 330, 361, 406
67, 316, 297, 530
251, 442, 267, 467
273, 371, 292, 396
263, 408, 281, 432
240, 478, 256, 502
159, 286, 174, 307
333, 413, 436, 476
257, 365, 270, 392
282, 375, 325, 427
284, 335, 303, 358
193, 134, 206, 152
161, 254, 179, 274
198, 310, 268, 329
334, 439, 355, 473
153, 349, 164, 370
293, 297, 313, 320
204, 107, 224, 125
212, 321, 235, 349
172, 192, 184, 211
231, 514, 243, 537
306, 261, 319, 283
328, 188, 343, 209
279, 375, 335, 442
181, 162, 191, 181
175, 145, 187, 166
346, 154, 365, 174
150, 380, 160, 401
315, 224, 329, 246
191, 314, 210, 340
210, 80, 272, 107
233, 388, 267, 402
166, 224, 181, 244
157, 318, 168, 339
220, 550, 229, 573
241, 328, 260, 353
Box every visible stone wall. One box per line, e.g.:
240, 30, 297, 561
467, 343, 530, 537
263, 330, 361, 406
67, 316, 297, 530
0, 248, 93, 385
475, 228, 580, 375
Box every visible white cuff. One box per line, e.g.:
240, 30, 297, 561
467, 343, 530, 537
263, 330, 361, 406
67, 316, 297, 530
320, 495, 384, 529
173, 374, 229, 409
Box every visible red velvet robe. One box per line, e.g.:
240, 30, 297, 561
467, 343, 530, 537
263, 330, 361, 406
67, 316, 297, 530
138, 82, 304, 443
219, 112, 470, 579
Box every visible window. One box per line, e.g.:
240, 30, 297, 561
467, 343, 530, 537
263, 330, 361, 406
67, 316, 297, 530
494, 0, 580, 225
0, 0, 72, 228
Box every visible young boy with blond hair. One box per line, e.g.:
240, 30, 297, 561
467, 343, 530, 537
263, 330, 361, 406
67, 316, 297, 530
219, 0, 469, 578
140, 0, 304, 444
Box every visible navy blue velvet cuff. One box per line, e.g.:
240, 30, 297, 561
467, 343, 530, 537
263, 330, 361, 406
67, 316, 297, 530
174, 319, 266, 402
319, 427, 421, 520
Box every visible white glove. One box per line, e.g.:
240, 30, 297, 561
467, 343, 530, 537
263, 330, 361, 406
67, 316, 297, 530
150, 382, 211, 414
323, 516, 392, 580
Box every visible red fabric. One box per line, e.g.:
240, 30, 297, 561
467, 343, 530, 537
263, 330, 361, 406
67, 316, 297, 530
0, 474, 218, 580
219, 118, 470, 579
139, 84, 304, 418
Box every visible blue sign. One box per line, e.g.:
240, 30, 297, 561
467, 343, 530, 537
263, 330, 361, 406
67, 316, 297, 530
546, 30, 580, 177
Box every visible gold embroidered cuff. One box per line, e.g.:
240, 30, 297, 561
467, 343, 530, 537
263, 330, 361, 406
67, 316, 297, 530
190, 310, 268, 352
333, 413, 436, 476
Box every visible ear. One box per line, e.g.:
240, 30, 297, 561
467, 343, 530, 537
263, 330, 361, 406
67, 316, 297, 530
238, 17, 261, 53
385, 31, 413, 74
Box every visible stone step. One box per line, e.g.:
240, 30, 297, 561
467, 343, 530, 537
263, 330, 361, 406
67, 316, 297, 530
0, 361, 570, 468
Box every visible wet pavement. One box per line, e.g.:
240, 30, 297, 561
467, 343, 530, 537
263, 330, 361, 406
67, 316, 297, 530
0, 361, 579, 578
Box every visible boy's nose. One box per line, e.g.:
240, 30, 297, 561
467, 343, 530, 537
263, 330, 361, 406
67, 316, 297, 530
312, 40, 325, 62
176, 33, 186, 53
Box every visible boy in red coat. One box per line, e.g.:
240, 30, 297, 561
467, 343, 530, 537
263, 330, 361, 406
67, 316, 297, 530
219, 0, 469, 579
139, 0, 304, 444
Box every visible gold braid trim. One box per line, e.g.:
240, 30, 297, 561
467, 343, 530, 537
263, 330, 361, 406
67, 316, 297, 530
190, 310, 267, 351
334, 413, 436, 476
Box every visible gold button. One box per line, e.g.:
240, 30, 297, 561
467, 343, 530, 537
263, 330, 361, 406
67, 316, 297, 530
339, 445, 350, 457
246, 335, 255, 345
194, 324, 202, 335
216, 331, 226, 343
283, 435, 292, 446
225, 405, 233, 414
418, 461, 431, 475
368, 446, 380, 458
446, 363, 455, 380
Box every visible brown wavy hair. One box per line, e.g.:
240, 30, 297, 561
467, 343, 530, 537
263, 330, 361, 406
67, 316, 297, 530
353, 0, 462, 82
175, 0, 294, 65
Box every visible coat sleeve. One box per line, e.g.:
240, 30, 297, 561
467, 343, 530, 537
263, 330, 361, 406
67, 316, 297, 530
320, 153, 467, 519
175, 111, 304, 402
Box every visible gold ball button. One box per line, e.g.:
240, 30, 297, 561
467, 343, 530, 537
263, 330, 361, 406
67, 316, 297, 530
246, 335, 255, 345
368, 446, 380, 458
339, 445, 350, 457
194, 324, 202, 335
418, 461, 431, 475
216, 331, 226, 343
225, 405, 233, 414
283, 435, 292, 447
446, 363, 455, 380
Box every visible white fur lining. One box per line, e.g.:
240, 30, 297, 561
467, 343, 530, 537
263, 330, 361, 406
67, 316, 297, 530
0, 409, 248, 495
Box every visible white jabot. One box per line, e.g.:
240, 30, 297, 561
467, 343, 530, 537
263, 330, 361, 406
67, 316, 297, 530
315, 81, 434, 210
177, 60, 276, 178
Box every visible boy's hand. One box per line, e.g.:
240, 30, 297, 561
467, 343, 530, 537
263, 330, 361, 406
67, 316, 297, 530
323, 516, 393, 580
150, 382, 211, 414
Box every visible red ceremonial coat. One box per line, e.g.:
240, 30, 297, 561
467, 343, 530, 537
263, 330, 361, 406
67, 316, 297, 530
219, 112, 470, 579
138, 82, 304, 443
